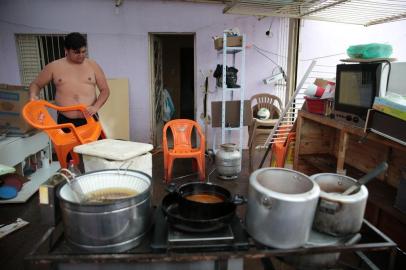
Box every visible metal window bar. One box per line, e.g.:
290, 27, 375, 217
258, 60, 316, 168
258, 55, 341, 167
16, 33, 87, 101
223, 0, 406, 27
38, 35, 66, 100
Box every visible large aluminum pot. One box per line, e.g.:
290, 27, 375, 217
57, 169, 152, 253
311, 173, 368, 236
246, 168, 320, 249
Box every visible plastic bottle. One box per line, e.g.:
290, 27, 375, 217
68, 160, 81, 177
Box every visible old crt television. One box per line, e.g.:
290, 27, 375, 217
334, 62, 390, 127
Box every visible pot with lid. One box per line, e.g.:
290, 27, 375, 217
57, 169, 152, 253
246, 168, 320, 249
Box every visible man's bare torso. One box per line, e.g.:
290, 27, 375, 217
51, 58, 97, 118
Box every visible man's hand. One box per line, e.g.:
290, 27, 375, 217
85, 105, 98, 117
30, 95, 39, 101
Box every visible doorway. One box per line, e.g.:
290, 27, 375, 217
149, 33, 195, 147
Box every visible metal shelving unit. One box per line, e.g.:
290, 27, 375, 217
217, 32, 246, 152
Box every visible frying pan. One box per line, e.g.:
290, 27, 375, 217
167, 181, 245, 220
161, 193, 235, 233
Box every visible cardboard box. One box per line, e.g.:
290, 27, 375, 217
211, 100, 251, 127
214, 36, 243, 50
314, 78, 333, 88
0, 84, 33, 134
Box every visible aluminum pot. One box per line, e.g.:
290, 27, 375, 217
311, 173, 368, 236
57, 169, 152, 253
246, 168, 320, 249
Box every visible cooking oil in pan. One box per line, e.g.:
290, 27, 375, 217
85, 188, 138, 203
185, 193, 225, 203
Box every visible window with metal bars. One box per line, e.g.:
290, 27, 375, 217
15, 33, 87, 101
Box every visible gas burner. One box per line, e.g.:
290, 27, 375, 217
168, 225, 234, 248
151, 206, 249, 251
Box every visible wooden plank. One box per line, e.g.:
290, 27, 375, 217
98, 78, 130, 140
336, 130, 348, 174
387, 148, 406, 187
299, 110, 406, 151
297, 118, 335, 155
345, 135, 388, 181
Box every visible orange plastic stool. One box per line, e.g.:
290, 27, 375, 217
22, 100, 104, 169
163, 119, 205, 183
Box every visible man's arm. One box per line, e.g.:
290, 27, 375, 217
29, 65, 53, 101
87, 60, 110, 116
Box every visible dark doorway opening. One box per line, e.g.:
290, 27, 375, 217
151, 34, 195, 146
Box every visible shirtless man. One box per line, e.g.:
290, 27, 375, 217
29, 32, 110, 127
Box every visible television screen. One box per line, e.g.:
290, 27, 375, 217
338, 71, 374, 108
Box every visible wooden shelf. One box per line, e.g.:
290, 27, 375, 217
294, 110, 406, 250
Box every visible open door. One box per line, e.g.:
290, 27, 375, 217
149, 34, 164, 147
149, 33, 195, 148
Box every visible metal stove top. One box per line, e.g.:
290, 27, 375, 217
151, 207, 249, 251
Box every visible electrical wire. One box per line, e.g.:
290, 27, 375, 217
300, 52, 347, 61
253, 45, 280, 67
253, 44, 286, 58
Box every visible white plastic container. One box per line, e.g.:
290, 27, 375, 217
73, 139, 153, 176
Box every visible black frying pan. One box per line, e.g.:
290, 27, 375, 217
161, 193, 235, 233
167, 182, 245, 220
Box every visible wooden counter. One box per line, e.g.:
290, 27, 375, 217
293, 110, 406, 250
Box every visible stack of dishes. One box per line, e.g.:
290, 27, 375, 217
0, 165, 26, 199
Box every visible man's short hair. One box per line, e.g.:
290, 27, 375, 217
64, 32, 86, 50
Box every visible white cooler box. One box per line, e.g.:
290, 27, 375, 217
73, 139, 153, 176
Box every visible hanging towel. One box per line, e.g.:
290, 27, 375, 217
162, 88, 175, 122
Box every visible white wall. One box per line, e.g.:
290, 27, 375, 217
0, 0, 284, 146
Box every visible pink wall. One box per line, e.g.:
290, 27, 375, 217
0, 0, 283, 146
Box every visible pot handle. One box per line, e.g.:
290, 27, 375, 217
166, 182, 178, 193
232, 194, 247, 205
261, 196, 273, 209
344, 233, 361, 246
318, 199, 341, 214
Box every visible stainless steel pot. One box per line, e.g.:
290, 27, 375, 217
246, 168, 320, 249
57, 169, 152, 253
311, 173, 368, 236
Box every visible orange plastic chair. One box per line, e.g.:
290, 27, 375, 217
271, 132, 296, 168
163, 119, 205, 183
22, 100, 104, 169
